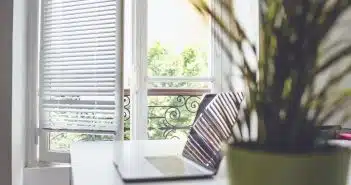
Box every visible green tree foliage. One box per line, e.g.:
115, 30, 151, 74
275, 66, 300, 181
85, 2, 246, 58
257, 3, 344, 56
148, 42, 208, 88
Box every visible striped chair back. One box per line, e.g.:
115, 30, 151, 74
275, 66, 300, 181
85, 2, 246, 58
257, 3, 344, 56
182, 92, 244, 172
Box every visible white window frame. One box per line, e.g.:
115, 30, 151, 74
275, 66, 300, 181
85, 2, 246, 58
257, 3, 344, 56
131, 0, 223, 140
26, 0, 40, 165
26, 0, 225, 163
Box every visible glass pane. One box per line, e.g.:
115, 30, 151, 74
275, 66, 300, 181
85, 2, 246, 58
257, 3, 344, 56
147, 0, 209, 77
49, 132, 114, 152
147, 95, 202, 140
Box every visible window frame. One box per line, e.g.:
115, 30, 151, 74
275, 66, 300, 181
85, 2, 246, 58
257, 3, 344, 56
27, 0, 224, 163
26, 0, 40, 165
133, 0, 221, 140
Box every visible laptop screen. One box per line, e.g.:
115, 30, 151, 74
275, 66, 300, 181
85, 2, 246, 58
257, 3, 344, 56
182, 92, 244, 172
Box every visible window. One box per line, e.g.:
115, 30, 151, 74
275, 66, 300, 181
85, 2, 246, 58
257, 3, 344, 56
37, 0, 123, 162
30, 0, 222, 163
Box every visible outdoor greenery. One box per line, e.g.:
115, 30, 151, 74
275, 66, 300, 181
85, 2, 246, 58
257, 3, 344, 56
190, 0, 351, 152
50, 42, 208, 151
146, 42, 208, 139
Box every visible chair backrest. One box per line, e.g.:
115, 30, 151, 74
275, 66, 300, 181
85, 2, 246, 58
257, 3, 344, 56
182, 92, 244, 172
193, 93, 216, 122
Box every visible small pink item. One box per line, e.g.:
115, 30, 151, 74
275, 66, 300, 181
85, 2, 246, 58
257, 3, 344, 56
338, 133, 351, 140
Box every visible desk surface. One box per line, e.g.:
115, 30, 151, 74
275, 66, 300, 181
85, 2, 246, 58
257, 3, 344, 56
71, 140, 351, 185
71, 140, 229, 185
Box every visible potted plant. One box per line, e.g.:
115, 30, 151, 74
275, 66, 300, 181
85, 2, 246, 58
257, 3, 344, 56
189, 0, 351, 185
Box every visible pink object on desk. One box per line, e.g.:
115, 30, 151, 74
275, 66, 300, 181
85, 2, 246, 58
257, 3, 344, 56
338, 133, 351, 140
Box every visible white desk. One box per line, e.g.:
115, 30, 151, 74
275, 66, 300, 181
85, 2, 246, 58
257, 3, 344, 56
71, 140, 351, 185
71, 140, 229, 185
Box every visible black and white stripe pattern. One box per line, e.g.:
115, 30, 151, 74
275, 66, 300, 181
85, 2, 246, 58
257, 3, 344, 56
182, 92, 244, 171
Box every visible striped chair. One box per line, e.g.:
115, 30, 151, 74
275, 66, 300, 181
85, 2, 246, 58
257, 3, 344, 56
182, 92, 244, 172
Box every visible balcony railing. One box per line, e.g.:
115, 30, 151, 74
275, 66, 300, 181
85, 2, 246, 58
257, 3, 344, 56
48, 88, 210, 151
123, 88, 210, 139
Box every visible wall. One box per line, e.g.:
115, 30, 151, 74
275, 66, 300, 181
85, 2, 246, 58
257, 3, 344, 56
0, 0, 13, 185
220, 0, 259, 92
12, 0, 28, 184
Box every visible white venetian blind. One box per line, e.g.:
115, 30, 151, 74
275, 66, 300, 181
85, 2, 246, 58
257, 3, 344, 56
39, 0, 122, 132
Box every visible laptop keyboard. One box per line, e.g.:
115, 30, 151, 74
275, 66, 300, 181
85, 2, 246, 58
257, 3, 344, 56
145, 156, 204, 176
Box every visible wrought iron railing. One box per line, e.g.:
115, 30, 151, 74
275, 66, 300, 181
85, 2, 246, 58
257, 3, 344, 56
123, 88, 209, 139
49, 88, 209, 151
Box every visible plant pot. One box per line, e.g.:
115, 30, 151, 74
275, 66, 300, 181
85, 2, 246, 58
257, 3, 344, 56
227, 146, 351, 185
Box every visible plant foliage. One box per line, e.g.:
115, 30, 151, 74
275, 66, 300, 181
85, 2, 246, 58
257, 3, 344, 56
189, 0, 351, 152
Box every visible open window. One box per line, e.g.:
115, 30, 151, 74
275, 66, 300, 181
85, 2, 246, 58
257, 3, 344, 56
31, 0, 222, 163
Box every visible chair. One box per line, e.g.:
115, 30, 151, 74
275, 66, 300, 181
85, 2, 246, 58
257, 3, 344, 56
183, 92, 244, 171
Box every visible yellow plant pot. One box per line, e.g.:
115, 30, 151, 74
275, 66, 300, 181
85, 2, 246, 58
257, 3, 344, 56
227, 146, 351, 185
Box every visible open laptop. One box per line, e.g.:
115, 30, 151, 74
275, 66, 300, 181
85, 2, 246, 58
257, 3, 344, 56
113, 92, 244, 182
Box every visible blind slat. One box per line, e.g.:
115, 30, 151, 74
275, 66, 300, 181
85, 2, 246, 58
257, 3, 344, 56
43, 78, 115, 83
43, 83, 115, 88
43, 87, 115, 92
42, 104, 115, 110
45, 118, 114, 124
43, 48, 116, 56
44, 61, 116, 67
41, 92, 114, 96
44, 24, 115, 35
44, 15, 116, 27
44, 19, 115, 30
46, 5, 115, 18
45, 8, 115, 22
43, 108, 114, 114
43, 32, 115, 41
43, 39, 115, 47
46, 0, 112, 6
44, 64, 116, 70
43, 42, 115, 50
44, 28, 116, 38
41, 122, 117, 132
43, 69, 116, 75
43, 99, 114, 105
42, 55, 115, 62
44, 0, 116, 13
42, 74, 116, 80
43, 50, 116, 58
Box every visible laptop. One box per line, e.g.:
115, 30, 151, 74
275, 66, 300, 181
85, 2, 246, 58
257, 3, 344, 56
113, 92, 244, 182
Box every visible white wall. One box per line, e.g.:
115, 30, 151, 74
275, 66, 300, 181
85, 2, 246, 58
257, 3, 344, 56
0, 0, 13, 185
12, 0, 28, 184
221, 0, 259, 92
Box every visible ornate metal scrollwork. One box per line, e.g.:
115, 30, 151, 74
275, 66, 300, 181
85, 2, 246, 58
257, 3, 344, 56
123, 95, 201, 139
147, 95, 201, 139
185, 96, 201, 113
123, 96, 131, 121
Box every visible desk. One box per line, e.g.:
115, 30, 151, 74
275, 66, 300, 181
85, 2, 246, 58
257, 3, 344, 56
71, 140, 229, 185
71, 140, 351, 185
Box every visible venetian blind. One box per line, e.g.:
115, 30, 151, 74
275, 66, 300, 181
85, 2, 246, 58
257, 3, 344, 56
39, 0, 123, 132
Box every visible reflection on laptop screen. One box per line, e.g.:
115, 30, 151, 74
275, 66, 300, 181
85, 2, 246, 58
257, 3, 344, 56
182, 92, 244, 172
